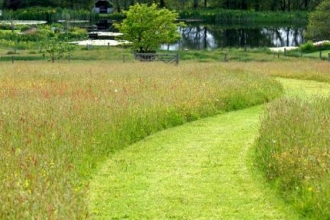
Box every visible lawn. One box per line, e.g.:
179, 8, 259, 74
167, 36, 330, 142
89, 105, 301, 219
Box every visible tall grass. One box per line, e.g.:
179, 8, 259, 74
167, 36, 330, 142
240, 59, 330, 219
254, 97, 330, 219
222, 61, 330, 83
0, 61, 282, 219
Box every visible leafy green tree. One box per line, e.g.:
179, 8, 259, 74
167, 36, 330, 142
45, 37, 75, 63
115, 3, 183, 53
305, 0, 330, 41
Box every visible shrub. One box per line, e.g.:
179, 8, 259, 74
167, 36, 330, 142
300, 41, 330, 53
299, 41, 314, 52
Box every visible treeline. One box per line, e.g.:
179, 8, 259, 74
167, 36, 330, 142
2, 0, 94, 10
163, 0, 323, 11
1, 0, 323, 11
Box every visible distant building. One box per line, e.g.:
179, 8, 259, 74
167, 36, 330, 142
93, 0, 114, 14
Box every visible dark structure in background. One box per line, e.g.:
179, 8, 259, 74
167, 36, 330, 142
93, 0, 114, 14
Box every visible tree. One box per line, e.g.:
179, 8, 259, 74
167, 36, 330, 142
45, 37, 75, 63
115, 3, 183, 53
305, 0, 330, 41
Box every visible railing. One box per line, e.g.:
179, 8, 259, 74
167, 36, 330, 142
134, 53, 179, 64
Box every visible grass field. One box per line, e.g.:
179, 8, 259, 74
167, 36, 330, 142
0, 61, 281, 219
88, 62, 330, 219
2, 45, 328, 63
0, 43, 330, 218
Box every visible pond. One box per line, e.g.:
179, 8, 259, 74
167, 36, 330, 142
161, 22, 306, 50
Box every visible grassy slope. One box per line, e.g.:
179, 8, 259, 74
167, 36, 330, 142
89, 78, 330, 219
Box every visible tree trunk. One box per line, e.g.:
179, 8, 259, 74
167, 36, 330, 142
225, 0, 230, 9
116, 0, 121, 12
160, 0, 165, 8
305, 0, 309, 9
254, 0, 260, 11
282, 0, 286, 11
241, 0, 247, 9
193, 0, 198, 9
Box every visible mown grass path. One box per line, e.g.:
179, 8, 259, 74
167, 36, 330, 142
88, 78, 330, 219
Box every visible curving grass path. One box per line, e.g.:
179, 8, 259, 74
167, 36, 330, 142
88, 78, 330, 219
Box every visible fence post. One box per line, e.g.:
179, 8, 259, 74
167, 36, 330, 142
328, 53, 330, 62
12, 56, 14, 63
284, 48, 287, 56
320, 51, 322, 59
123, 55, 126, 62
224, 53, 228, 62
175, 53, 179, 65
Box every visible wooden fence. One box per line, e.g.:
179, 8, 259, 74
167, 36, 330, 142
134, 53, 179, 64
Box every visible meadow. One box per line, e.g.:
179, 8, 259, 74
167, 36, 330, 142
255, 97, 330, 219
226, 61, 330, 219
0, 61, 281, 219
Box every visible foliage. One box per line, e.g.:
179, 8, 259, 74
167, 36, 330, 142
179, 9, 308, 24
255, 97, 330, 219
3, 0, 94, 10
44, 37, 75, 62
300, 40, 330, 53
0, 24, 86, 54
305, 0, 330, 41
115, 3, 184, 53
299, 40, 314, 52
0, 7, 98, 23
2, 0, 321, 12
0, 62, 282, 218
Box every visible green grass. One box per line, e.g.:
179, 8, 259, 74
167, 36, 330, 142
0, 61, 281, 219
303, 50, 330, 60
276, 77, 330, 98
254, 79, 330, 219
0, 43, 328, 63
89, 76, 330, 219
1, 48, 330, 218
89, 105, 300, 219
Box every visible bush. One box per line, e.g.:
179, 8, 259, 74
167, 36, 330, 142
0, 24, 13, 30
299, 41, 314, 52
300, 41, 330, 53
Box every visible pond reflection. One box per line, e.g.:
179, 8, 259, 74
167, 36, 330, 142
162, 23, 305, 50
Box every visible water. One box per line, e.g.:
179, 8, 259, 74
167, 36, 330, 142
162, 22, 305, 50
